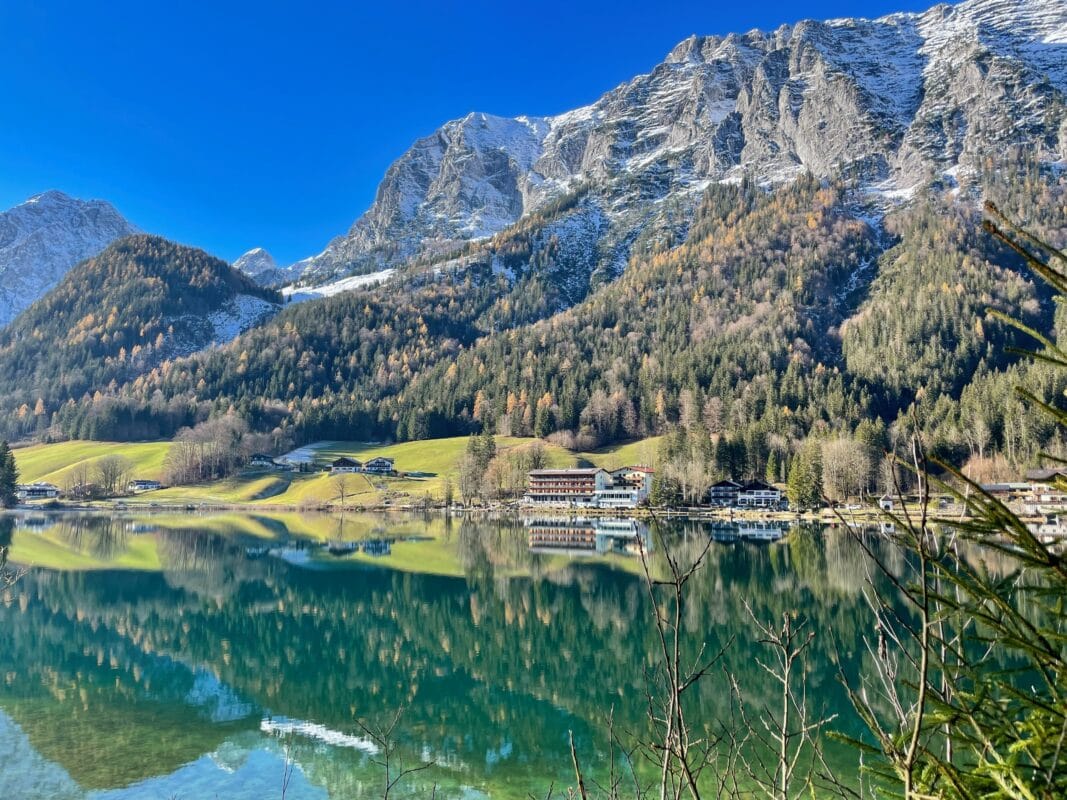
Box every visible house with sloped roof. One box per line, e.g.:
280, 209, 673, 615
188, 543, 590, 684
363, 456, 395, 474
737, 480, 782, 508
330, 457, 362, 474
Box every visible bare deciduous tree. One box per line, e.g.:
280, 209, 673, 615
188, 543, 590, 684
64, 462, 94, 499
94, 455, 131, 496
633, 523, 728, 800
732, 606, 841, 800
332, 473, 354, 507
354, 707, 434, 800
820, 438, 870, 503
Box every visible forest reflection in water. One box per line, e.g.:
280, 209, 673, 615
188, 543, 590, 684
0, 511, 1019, 799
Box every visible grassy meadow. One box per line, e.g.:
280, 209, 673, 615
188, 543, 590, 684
11, 435, 661, 508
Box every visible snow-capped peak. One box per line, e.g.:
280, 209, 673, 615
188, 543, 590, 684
0, 190, 137, 328
285, 0, 1066, 288
233, 247, 277, 274
232, 247, 299, 288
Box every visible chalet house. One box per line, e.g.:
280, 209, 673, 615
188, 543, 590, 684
363, 457, 395, 475
330, 457, 362, 474
249, 453, 278, 469
525, 468, 611, 506
16, 483, 60, 500
706, 479, 742, 507
878, 494, 894, 512
610, 466, 654, 494
127, 479, 162, 493
599, 466, 655, 508
1028, 485, 1067, 511
737, 480, 783, 508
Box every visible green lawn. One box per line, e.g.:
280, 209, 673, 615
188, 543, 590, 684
575, 437, 662, 471
313, 436, 537, 499
11, 434, 663, 506
312, 434, 663, 497
13, 440, 170, 485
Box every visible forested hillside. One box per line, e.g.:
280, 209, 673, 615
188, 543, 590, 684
400, 175, 883, 445
19, 160, 1058, 467
0, 235, 279, 439
42, 191, 624, 441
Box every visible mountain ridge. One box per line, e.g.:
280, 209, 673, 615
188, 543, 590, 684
283, 0, 1066, 285
2, 0, 1066, 471
0, 233, 281, 435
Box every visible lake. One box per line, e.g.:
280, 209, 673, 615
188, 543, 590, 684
0, 511, 900, 799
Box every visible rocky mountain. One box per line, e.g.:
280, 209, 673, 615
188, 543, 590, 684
291, 0, 1066, 284
233, 247, 297, 288
0, 190, 137, 327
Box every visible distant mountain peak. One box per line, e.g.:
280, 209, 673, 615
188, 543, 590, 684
0, 190, 137, 328
234, 247, 276, 270
233, 246, 298, 288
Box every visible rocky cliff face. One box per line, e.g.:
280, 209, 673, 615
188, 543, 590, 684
0, 190, 136, 327
293, 0, 1067, 284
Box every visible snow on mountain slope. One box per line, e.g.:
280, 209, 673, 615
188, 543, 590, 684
233, 247, 277, 279
283, 269, 396, 303
164, 293, 281, 357
0, 190, 136, 327
290, 0, 1066, 286
206, 294, 279, 343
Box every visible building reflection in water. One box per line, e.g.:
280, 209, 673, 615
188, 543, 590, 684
525, 517, 651, 557
708, 522, 789, 543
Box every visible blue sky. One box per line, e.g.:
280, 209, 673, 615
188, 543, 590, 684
0, 0, 939, 264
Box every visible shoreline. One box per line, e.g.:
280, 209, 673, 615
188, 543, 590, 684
5, 498, 915, 526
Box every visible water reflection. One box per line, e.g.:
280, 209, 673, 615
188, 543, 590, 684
0, 512, 912, 799
525, 517, 651, 556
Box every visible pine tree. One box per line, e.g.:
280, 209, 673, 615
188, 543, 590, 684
765, 450, 780, 484
0, 441, 18, 508
479, 426, 497, 468
786, 442, 821, 510
650, 472, 683, 507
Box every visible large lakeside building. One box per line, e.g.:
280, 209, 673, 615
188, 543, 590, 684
524, 466, 653, 509
525, 468, 611, 506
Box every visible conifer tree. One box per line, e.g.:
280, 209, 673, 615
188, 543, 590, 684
785, 440, 821, 509
765, 450, 779, 484
0, 441, 18, 508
